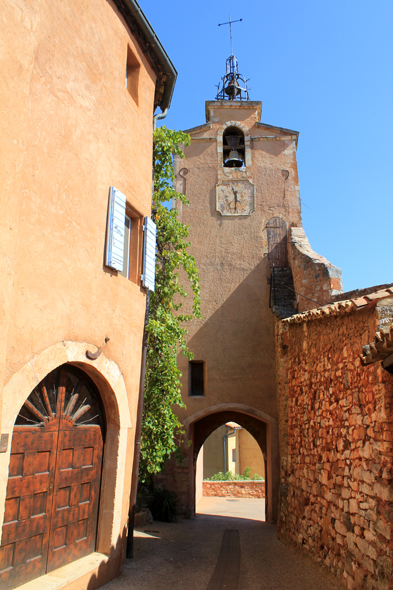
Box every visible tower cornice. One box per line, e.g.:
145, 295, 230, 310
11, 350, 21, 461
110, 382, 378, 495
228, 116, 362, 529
205, 101, 262, 123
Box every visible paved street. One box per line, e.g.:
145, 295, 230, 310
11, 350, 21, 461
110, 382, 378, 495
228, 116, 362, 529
102, 497, 338, 590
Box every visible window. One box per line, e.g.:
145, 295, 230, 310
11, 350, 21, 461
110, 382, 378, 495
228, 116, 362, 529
125, 45, 140, 105
105, 187, 145, 285
189, 361, 205, 397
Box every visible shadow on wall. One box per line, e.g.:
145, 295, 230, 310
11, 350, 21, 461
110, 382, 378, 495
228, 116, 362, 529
86, 527, 127, 590
181, 258, 278, 418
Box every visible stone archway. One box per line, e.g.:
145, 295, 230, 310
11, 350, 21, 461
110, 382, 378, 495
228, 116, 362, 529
183, 405, 279, 524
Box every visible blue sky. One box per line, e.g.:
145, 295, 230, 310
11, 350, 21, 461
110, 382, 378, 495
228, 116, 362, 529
143, 0, 393, 292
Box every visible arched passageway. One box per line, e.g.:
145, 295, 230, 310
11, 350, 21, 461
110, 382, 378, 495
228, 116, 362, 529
196, 422, 266, 520
185, 409, 279, 524
201, 423, 265, 480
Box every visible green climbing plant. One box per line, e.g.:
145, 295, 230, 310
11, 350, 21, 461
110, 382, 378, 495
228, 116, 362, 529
139, 126, 201, 481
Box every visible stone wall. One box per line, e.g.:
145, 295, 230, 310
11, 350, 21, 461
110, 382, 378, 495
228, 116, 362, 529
203, 481, 265, 498
154, 452, 192, 518
289, 227, 342, 312
276, 305, 393, 590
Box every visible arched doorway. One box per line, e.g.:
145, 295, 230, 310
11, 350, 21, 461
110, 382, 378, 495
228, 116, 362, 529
0, 364, 105, 590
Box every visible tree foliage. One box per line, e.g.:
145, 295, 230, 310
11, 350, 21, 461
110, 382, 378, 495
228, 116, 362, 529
139, 126, 201, 480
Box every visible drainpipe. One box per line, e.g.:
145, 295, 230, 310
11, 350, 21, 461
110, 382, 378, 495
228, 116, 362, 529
153, 108, 169, 130
126, 290, 150, 559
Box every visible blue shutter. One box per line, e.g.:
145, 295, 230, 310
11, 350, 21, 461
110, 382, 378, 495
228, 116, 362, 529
141, 217, 156, 291
106, 187, 126, 271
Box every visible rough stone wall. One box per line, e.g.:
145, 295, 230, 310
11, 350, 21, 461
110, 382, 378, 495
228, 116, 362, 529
203, 481, 265, 498
276, 307, 393, 590
289, 227, 342, 312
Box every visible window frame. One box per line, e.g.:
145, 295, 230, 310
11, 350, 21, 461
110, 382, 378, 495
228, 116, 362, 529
189, 360, 206, 397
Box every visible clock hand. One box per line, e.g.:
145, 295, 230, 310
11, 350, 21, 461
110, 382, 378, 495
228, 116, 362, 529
232, 187, 238, 212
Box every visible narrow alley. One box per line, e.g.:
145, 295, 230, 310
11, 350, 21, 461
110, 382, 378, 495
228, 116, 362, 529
103, 498, 338, 590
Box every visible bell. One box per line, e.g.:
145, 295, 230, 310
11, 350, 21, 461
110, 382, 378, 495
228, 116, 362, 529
224, 77, 241, 98
224, 149, 244, 168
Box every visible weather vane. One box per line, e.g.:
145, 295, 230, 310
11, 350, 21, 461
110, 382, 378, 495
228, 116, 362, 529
218, 15, 243, 57
216, 15, 249, 101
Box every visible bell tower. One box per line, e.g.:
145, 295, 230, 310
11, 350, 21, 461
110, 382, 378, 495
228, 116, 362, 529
160, 26, 342, 522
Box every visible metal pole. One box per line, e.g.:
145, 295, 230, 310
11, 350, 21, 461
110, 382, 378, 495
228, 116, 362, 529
126, 290, 150, 559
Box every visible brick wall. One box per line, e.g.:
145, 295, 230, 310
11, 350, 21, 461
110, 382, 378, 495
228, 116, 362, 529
203, 481, 265, 498
276, 307, 393, 590
289, 227, 342, 312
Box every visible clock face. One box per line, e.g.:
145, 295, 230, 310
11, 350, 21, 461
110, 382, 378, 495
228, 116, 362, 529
216, 181, 254, 216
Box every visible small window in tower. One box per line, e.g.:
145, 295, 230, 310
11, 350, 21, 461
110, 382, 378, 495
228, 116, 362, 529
189, 361, 205, 397
223, 126, 245, 168
125, 45, 140, 105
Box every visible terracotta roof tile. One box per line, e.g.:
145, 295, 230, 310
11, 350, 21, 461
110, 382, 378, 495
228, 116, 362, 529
283, 287, 393, 325
364, 289, 393, 301
351, 297, 370, 307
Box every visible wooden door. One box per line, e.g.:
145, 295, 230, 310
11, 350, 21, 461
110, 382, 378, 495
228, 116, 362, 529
46, 421, 102, 572
0, 366, 104, 590
0, 424, 58, 589
266, 217, 288, 268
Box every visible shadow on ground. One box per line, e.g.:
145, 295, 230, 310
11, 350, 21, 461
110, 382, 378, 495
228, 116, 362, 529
100, 498, 338, 590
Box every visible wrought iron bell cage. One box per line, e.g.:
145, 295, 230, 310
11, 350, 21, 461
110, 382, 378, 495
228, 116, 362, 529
216, 55, 249, 101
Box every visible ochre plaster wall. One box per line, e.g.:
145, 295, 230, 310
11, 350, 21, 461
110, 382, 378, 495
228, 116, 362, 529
276, 307, 393, 590
175, 102, 301, 421
0, 0, 155, 395
0, 0, 157, 587
203, 425, 226, 479
238, 428, 265, 479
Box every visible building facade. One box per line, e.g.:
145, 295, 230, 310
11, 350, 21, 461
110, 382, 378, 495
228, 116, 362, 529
0, 1, 175, 589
